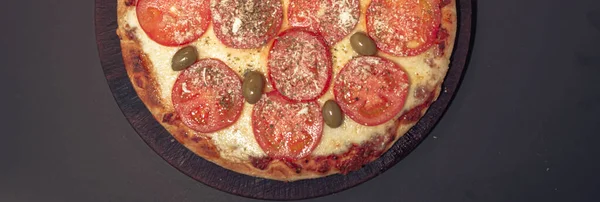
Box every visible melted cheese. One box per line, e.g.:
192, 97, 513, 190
123, 0, 454, 160
210, 104, 266, 160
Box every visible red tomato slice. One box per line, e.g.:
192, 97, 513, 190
333, 56, 410, 126
366, 0, 442, 56
267, 29, 332, 102
171, 59, 244, 133
288, 0, 360, 45
136, 0, 210, 46
211, 0, 283, 49
252, 92, 323, 159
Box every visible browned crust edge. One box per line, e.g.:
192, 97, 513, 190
115, 0, 457, 181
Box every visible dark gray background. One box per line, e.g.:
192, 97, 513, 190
1, 0, 599, 201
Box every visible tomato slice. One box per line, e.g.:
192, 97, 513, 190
267, 29, 332, 102
136, 0, 210, 46
210, 0, 283, 49
333, 56, 410, 126
171, 59, 244, 133
366, 0, 442, 56
252, 92, 323, 159
288, 0, 360, 45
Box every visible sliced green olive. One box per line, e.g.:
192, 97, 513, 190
322, 100, 343, 128
242, 71, 265, 104
350, 32, 377, 56
171, 46, 198, 71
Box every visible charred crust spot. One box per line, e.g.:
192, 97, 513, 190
133, 75, 145, 89
129, 50, 145, 74
333, 134, 394, 174
441, 0, 451, 7
341, 149, 367, 173
437, 43, 446, 56
125, 49, 163, 108
337, 157, 362, 174
250, 157, 273, 170
146, 89, 163, 108
172, 130, 189, 139
414, 86, 431, 100
283, 131, 396, 175
425, 57, 436, 68
434, 28, 450, 57
302, 156, 332, 173
124, 26, 138, 42
386, 124, 399, 141
190, 136, 201, 143
199, 143, 219, 158
188, 135, 219, 158
399, 91, 436, 124
283, 160, 303, 174
399, 105, 427, 124
124, 0, 136, 6
317, 162, 330, 173
162, 112, 179, 124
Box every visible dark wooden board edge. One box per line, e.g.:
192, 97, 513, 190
94, 0, 474, 200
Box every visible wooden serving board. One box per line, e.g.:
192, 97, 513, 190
95, 0, 473, 200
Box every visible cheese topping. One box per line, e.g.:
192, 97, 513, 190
123, 0, 454, 160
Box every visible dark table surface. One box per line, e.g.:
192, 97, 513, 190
1, 0, 599, 201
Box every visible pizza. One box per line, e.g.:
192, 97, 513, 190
116, 0, 457, 181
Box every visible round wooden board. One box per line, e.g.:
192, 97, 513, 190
95, 0, 473, 200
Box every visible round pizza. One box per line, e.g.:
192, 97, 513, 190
116, 0, 457, 181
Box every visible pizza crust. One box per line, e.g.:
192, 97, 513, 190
116, 0, 457, 181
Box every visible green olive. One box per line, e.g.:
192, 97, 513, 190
171, 46, 198, 71
350, 32, 377, 56
322, 100, 343, 128
242, 71, 265, 104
